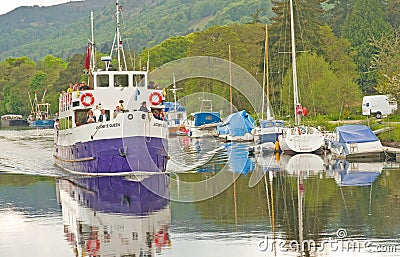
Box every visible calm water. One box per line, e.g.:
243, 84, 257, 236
0, 129, 400, 257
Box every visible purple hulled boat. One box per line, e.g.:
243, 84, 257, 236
54, 0, 168, 175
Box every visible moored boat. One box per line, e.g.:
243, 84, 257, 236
164, 101, 187, 135
217, 110, 256, 141
325, 124, 384, 161
1, 114, 28, 127
28, 89, 55, 129
186, 111, 222, 138
53, 0, 168, 175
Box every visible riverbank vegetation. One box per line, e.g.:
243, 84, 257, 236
0, 0, 399, 141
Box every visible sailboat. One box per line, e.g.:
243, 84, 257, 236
253, 24, 285, 147
277, 0, 324, 153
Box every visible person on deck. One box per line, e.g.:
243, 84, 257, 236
67, 84, 73, 95
93, 105, 101, 121
113, 106, 121, 118
153, 110, 161, 120
80, 81, 89, 90
86, 110, 96, 123
98, 109, 109, 122
54, 118, 60, 137
139, 101, 150, 112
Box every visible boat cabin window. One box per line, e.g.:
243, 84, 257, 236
114, 74, 129, 87
133, 74, 145, 87
75, 110, 89, 126
97, 75, 109, 87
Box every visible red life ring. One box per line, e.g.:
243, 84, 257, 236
86, 239, 100, 255
149, 91, 163, 105
80, 92, 95, 107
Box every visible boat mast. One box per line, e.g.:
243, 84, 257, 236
289, 0, 300, 126
86, 11, 96, 88
169, 74, 183, 120
90, 11, 95, 71
262, 24, 272, 121
261, 26, 266, 121
111, 0, 127, 71
229, 45, 233, 114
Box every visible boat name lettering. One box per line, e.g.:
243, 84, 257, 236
153, 123, 167, 128
95, 123, 121, 129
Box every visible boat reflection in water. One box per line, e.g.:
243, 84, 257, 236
279, 153, 326, 177
56, 174, 171, 257
327, 160, 383, 186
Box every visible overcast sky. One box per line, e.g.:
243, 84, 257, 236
0, 1, 74, 15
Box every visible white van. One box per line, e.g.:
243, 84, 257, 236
362, 95, 397, 118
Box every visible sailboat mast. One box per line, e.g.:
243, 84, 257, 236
173, 74, 177, 120
261, 25, 266, 120
229, 45, 233, 114
265, 25, 271, 120
289, 0, 300, 126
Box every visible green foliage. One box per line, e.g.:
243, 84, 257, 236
341, 0, 393, 93
0, 0, 275, 62
281, 52, 362, 118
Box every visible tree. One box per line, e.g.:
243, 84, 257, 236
281, 52, 361, 117
323, 0, 353, 37
269, 0, 326, 114
342, 0, 393, 93
383, 0, 400, 29
371, 29, 400, 100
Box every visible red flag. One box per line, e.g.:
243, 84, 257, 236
84, 44, 91, 70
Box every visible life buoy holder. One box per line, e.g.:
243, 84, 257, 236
149, 91, 163, 105
80, 92, 95, 107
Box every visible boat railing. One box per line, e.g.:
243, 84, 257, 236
59, 93, 72, 112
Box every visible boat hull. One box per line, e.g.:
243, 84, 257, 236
329, 140, 383, 161
29, 119, 54, 128
54, 136, 168, 175
1, 119, 28, 127
278, 126, 324, 153
54, 112, 168, 175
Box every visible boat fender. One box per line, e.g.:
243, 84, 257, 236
149, 91, 163, 105
127, 113, 134, 120
80, 92, 95, 107
275, 141, 280, 152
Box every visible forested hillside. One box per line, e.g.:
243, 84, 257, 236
0, 0, 274, 61
0, 0, 399, 122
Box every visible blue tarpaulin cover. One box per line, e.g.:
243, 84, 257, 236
193, 112, 221, 127
338, 171, 380, 186
335, 125, 379, 144
217, 110, 256, 137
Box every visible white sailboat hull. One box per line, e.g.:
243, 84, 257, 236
278, 126, 324, 153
